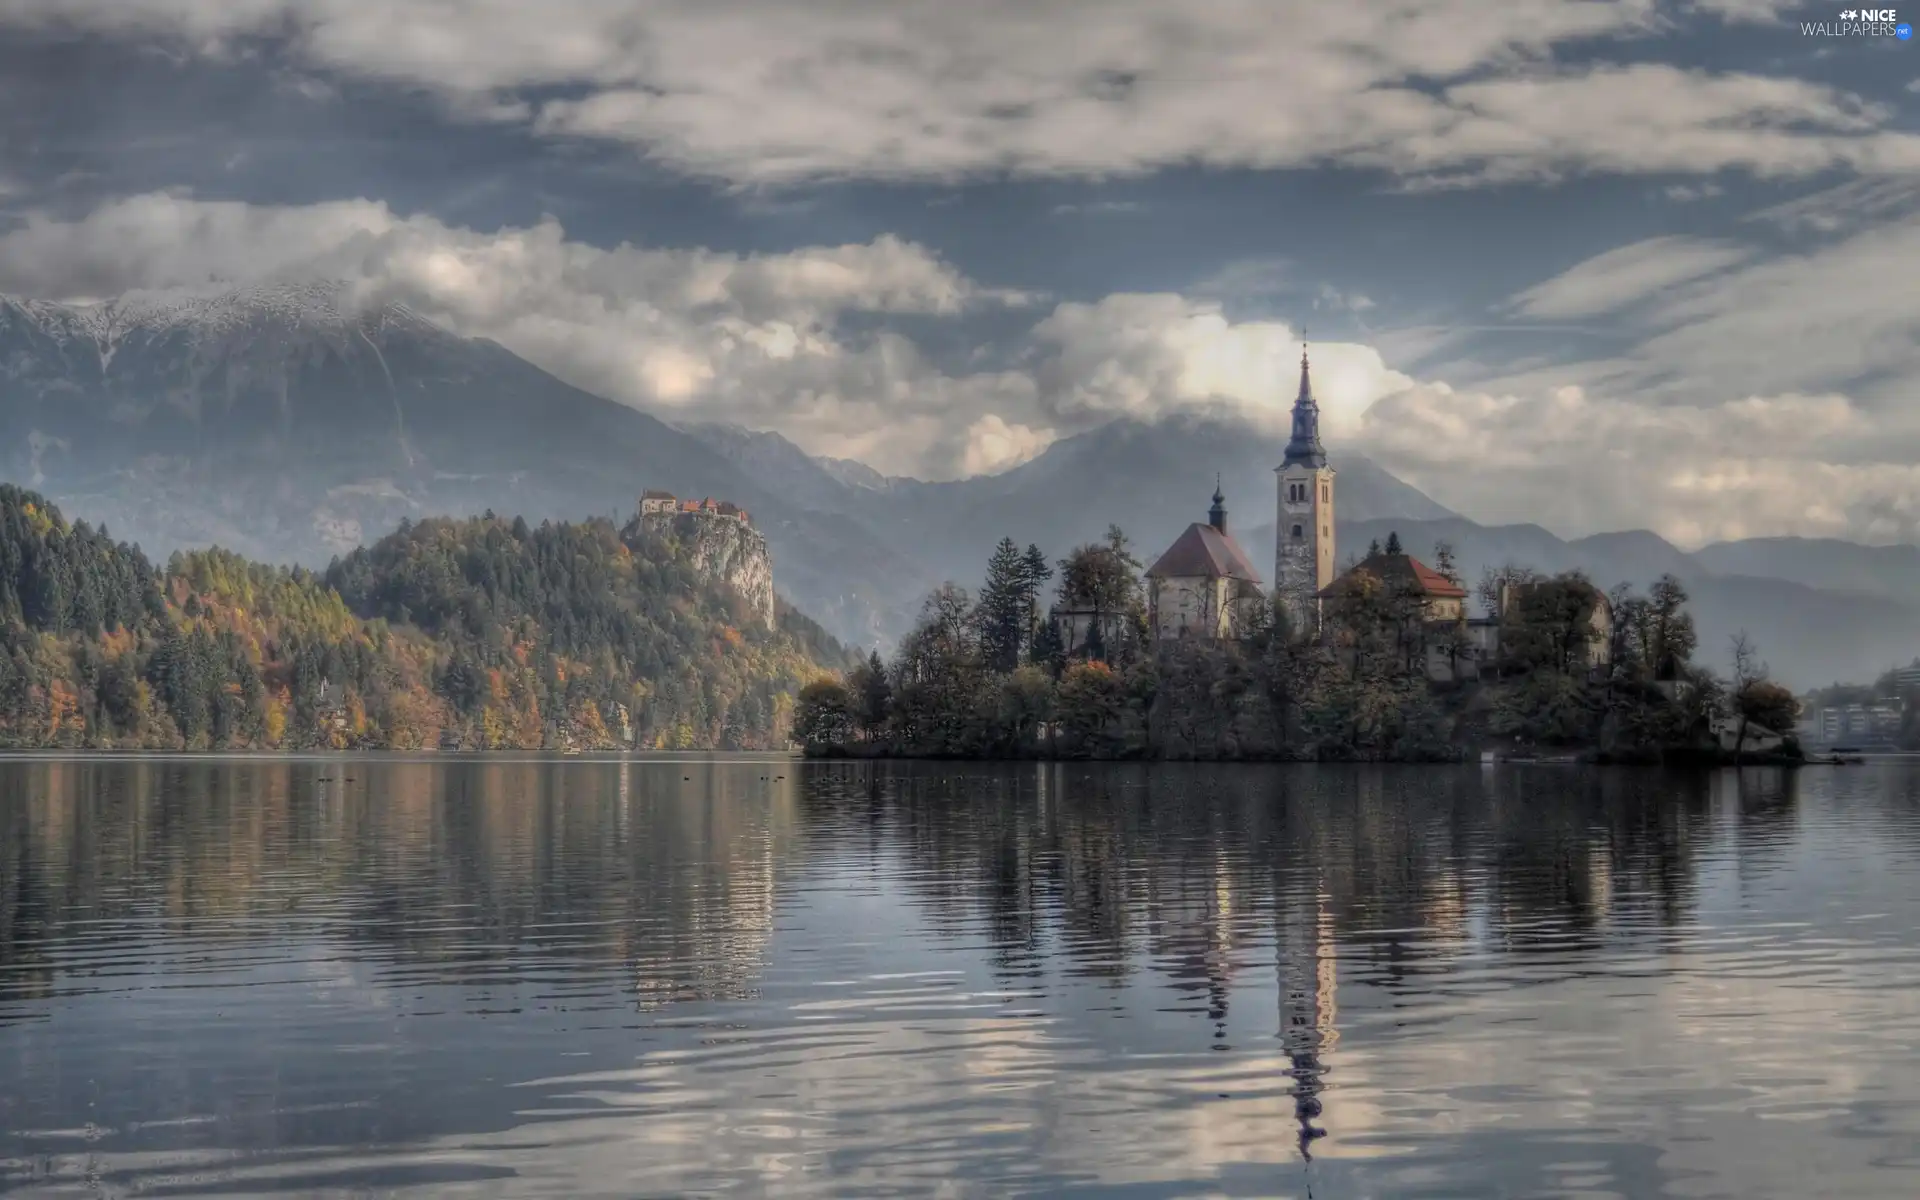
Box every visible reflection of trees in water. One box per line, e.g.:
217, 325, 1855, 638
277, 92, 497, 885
1475, 769, 1714, 951
801, 764, 1718, 983
1715, 768, 1802, 895
0, 759, 797, 1015
795, 761, 1747, 1157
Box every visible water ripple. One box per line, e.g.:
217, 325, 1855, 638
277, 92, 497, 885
2, 758, 1919, 1197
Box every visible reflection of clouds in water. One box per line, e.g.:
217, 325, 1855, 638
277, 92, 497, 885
5, 760, 1920, 1197
456, 1005, 1397, 1195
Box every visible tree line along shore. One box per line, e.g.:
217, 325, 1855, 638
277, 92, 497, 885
0, 485, 853, 752
794, 528, 1805, 765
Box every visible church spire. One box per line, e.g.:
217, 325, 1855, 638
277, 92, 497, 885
1282, 342, 1327, 468
1209, 475, 1227, 533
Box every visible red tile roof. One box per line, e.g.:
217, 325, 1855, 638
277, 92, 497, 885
1146, 523, 1265, 584
1318, 552, 1467, 599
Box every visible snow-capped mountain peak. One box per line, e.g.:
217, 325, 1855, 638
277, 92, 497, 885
0, 279, 449, 355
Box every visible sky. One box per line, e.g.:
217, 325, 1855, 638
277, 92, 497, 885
0, 0, 1917, 546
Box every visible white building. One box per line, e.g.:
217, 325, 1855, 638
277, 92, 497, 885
1145, 484, 1267, 641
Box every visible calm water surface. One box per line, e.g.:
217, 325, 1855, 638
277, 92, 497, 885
2, 757, 1919, 1198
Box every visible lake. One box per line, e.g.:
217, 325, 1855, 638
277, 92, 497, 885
2, 757, 1918, 1198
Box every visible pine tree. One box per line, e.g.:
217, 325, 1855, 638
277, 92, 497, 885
978, 537, 1027, 673
1018, 543, 1052, 663
857, 649, 892, 735
1385, 531, 1403, 555
1084, 615, 1107, 663
1030, 617, 1066, 676
1368, 537, 1383, 558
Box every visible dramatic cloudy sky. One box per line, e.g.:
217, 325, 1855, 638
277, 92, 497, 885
1, 0, 1917, 544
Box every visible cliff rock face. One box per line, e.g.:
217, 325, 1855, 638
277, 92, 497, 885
642, 512, 776, 629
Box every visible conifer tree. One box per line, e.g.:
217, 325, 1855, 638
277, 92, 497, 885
858, 649, 892, 736
1030, 616, 1066, 676
978, 537, 1028, 673
1084, 615, 1107, 663
1018, 543, 1052, 662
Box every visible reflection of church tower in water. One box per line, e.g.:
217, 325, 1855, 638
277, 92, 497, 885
1278, 888, 1339, 1160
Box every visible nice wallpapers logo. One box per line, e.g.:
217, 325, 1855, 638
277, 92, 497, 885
1805, 7, 1912, 36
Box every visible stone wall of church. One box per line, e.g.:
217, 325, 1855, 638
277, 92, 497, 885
1275, 464, 1335, 633
1151, 575, 1230, 640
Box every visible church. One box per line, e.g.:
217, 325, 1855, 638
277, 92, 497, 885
1141, 343, 1614, 683
1144, 481, 1266, 640
1142, 345, 1338, 641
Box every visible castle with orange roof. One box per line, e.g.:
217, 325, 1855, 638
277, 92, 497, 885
638, 490, 751, 526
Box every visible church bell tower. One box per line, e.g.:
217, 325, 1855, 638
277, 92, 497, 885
1275, 345, 1336, 635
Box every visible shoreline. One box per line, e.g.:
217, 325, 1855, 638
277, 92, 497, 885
802, 743, 1812, 768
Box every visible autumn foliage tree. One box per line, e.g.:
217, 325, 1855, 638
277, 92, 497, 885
0, 488, 851, 750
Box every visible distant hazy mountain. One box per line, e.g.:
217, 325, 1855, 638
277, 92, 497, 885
674, 421, 880, 518
1694, 538, 1920, 604
1238, 517, 1920, 689
0, 283, 929, 647
823, 414, 1455, 590
8, 281, 1917, 684
813, 453, 896, 492
683, 413, 1456, 608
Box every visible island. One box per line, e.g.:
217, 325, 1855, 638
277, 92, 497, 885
795, 349, 1804, 766
792, 521, 1804, 766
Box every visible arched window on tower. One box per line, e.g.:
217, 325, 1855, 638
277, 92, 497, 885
1291, 524, 1304, 538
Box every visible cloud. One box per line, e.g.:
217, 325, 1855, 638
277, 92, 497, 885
1316, 285, 1375, 314
11, 188, 1920, 546
1188, 259, 1291, 306
1509, 236, 1753, 320
1368, 206, 1920, 545
954, 415, 1057, 477
1409, 65, 1920, 187
1357, 383, 1920, 547
1628, 218, 1920, 401
1029, 293, 1412, 438
1487, 211, 1920, 407
1686, 0, 1801, 21
0, 192, 1037, 477
1662, 182, 1723, 202
1744, 176, 1920, 237
4, 0, 1917, 186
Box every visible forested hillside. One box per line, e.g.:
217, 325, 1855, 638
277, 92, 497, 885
0, 486, 852, 751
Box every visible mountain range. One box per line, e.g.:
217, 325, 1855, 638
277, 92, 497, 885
4, 281, 1917, 688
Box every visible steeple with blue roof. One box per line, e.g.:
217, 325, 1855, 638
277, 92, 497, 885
1282, 345, 1327, 469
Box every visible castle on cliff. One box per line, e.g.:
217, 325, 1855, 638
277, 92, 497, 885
639, 490, 752, 526
634, 489, 776, 630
